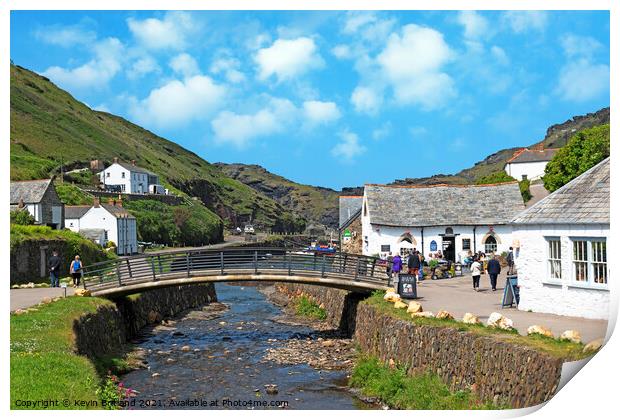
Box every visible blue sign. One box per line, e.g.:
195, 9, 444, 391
430, 240, 437, 252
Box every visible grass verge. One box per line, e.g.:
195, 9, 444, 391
292, 295, 327, 320
365, 291, 593, 360
350, 354, 504, 409
10, 297, 126, 409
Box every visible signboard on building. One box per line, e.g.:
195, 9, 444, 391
343, 229, 351, 238
430, 240, 437, 252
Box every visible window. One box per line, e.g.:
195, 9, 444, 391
522, 174, 528, 181
121, 172, 125, 178
484, 236, 497, 254
547, 238, 561, 280
462, 238, 471, 251
106, 172, 110, 178
572, 239, 608, 285
381, 244, 390, 252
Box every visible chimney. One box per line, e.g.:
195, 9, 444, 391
93, 197, 100, 208
108, 197, 115, 205
113, 157, 119, 164
117, 194, 123, 207
18, 198, 24, 208
131, 159, 136, 166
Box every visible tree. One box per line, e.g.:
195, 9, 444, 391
475, 171, 515, 185
10, 210, 35, 225
543, 124, 610, 192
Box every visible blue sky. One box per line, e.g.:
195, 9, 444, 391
10, 10, 610, 190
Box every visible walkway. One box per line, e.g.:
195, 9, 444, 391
10, 287, 75, 311
410, 272, 607, 343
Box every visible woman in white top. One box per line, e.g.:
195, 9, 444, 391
470, 258, 481, 291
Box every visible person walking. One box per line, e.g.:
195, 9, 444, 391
507, 247, 515, 275
48, 250, 61, 288
487, 255, 501, 291
69, 255, 83, 287
386, 252, 394, 281
417, 252, 425, 282
407, 250, 420, 276
392, 253, 403, 286
470, 257, 481, 291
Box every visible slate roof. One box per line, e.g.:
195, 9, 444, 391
365, 182, 525, 227
65, 205, 91, 219
10, 179, 53, 204
512, 158, 609, 225
506, 148, 559, 164
115, 162, 157, 176
339, 196, 363, 229
101, 204, 136, 219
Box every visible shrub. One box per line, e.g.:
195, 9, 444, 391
475, 171, 516, 185
518, 179, 532, 202
10, 210, 35, 225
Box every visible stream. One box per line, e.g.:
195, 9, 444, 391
121, 283, 375, 410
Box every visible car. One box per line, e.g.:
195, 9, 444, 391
244, 224, 255, 234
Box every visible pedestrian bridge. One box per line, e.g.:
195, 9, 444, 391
82, 247, 391, 297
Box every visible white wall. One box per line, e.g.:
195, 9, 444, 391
66, 218, 80, 232
513, 223, 610, 320
100, 163, 149, 194
79, 207, 137, 255
361, 195, 514, 261
505, 161, 549, 181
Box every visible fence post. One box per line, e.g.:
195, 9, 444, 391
220, 251, 224, 275
254, 250, 258, 274
354, 258, 360, 281
370, 258, 376, 277
313, 253, 317, 271
150, 257, 157, 281
342, 255, 348, 273
321, 254, 326, 277
288, 252, 292, 276
126, 259, 133, 279
116, 261, 122, 286
186, 252, 191, 278
157, 255, 163, 274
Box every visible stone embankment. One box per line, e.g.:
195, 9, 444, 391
276, 283, 564, 409
73, 284, 216, 359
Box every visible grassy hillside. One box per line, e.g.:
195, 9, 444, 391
215, 163, 340, 228
10, 64, 298, 230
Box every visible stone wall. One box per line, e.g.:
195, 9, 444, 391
341, 214, 362, 254
280, 283, 564, 409
72, 284, 216, 358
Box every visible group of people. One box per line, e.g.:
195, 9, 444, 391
48, 250, 83, 288
385, 249, 425, 285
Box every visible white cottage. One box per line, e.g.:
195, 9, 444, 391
504, 147, 558, 181
65, 199, 138, 255
511, 158, 610, 320
361, 183, 525, 262
99, 158, 162, 194
10, 179, 64, 229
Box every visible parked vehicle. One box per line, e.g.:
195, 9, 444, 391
244, 224, 255, 234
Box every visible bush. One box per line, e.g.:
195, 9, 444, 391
293, 295, 327, 320
10, 210, 35, 225
543, 124, 610, 192
475, 171, 515, 185
518, 179, 532, 202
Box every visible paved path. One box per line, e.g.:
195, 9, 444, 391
10, 287, 75, 311
526, 182, 550, 208
407, 272, 607, 343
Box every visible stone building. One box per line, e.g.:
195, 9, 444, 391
338, 196, 363, 254
10, 179, 64, 229
512, 158, 610, 320
361, 182, 525, 261
504, 147, 559, 181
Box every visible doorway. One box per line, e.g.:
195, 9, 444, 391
442, 236, 456, 262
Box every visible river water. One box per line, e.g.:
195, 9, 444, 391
121, 284, 373, 410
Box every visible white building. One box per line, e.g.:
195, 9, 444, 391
512, 158, 610, 320
504, 147, 559, 181
10, 179, 64, 229
65, 198, 138, 255
361, 182, 525, 262
99, 158, 162, 194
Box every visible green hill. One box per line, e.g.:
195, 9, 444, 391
10, 64, 300, 230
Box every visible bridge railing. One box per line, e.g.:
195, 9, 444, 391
82, 247, 391, 291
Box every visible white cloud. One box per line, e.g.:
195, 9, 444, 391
331, 130, 366, 162
34, 24, 96, 47
302, 100, 341, 125
127, 56, 160, 79
556, 59, 609, 102
409, 126, 428, 137
490, 46, 509, 66
254, 37, 324, 82
127, 11, 198, 50
130, 75, 226, 129
350, 86, 383, 115
502, 11, 548, 34
246, 33, 272, 50
372, 122, 392, 140
377, 24, 456, 109
343, 11, 377, 34
457, 11, 489, 40
331, 44, 352, 60
93, 103, 110, 113
169, 53, 200, 78
560, 34, 603, 58
42, 37, 124, 90
210, 56, 246, 84
211, 98, 296, 148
